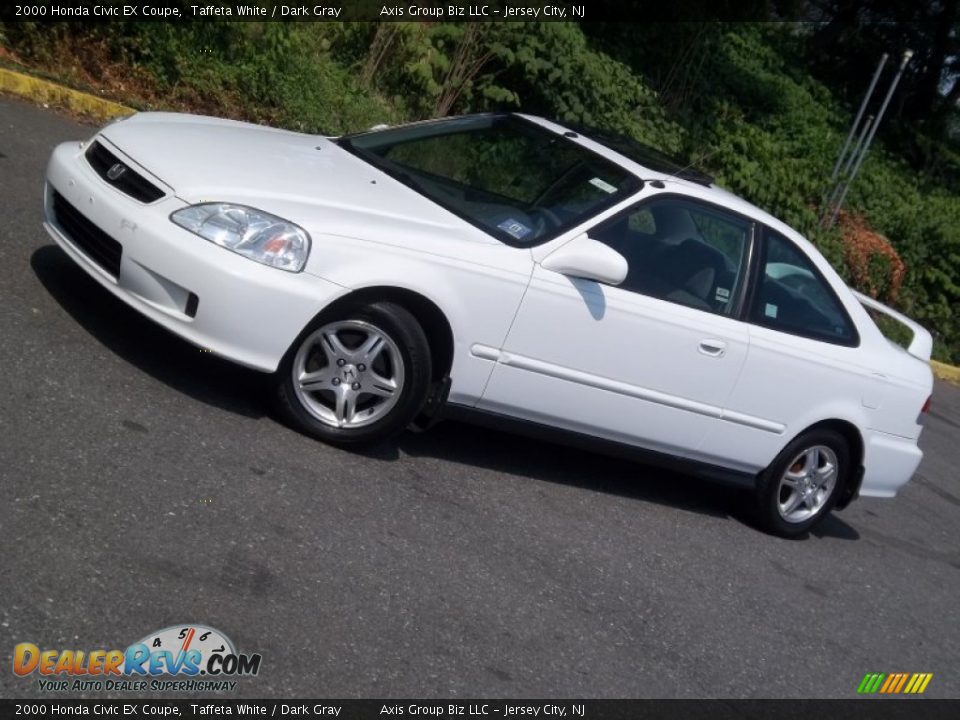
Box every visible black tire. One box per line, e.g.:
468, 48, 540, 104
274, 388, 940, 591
273, 301, 432, 446
754, 428, 850, 538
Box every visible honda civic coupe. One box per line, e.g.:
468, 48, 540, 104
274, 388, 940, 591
42, 112, 933, 536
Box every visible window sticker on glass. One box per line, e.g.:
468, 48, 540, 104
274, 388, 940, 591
715, 287, 731, 301
589, 177, 618, 194
497, 218, 532, 239
765, 303, 778, 319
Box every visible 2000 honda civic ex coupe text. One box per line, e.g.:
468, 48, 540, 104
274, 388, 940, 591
43, 111, 934, 537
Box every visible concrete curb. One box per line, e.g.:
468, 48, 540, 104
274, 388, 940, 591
932, 360, 960, 386
0, 68, 134, 122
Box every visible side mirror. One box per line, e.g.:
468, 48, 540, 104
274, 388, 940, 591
541, 233, 628, 286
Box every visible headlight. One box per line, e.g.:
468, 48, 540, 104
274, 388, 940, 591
170, 203, 311, 272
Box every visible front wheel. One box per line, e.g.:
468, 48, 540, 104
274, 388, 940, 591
273, 301, 432, 446
754, 429, 850, 538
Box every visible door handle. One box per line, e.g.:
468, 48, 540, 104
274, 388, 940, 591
698, 339, 727, 357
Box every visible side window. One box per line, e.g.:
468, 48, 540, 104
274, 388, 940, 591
590, 197, 751, 316
750, 231, 857, 345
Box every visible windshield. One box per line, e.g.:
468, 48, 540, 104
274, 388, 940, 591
338, 115, 642, 247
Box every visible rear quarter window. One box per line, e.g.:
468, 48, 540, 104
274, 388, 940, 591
750, 230, 859, 346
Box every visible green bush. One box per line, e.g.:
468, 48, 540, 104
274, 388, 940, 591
3, 20, 959, 360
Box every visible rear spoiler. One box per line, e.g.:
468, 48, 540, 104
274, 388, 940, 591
852, 290, 932, 362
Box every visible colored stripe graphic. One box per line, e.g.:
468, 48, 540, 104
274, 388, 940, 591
856, 673, 884, 694
889, 673, 907, 693
857, 672, 932, 694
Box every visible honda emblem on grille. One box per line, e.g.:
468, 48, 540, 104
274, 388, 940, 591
106, 163, 127, 181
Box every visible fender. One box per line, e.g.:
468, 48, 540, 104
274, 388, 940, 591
303, 232, 534, 404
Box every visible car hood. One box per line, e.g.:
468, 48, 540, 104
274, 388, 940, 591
100, 112, 489, 245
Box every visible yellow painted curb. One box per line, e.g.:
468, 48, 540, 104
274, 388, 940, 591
0, 68, 133, 122
932, 360, 960, 386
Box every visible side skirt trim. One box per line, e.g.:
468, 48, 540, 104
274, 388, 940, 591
471, 344, 784, 434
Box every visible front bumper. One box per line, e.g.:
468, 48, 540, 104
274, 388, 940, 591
43, 140, 344, 372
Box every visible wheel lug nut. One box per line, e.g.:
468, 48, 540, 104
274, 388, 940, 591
337, 359, 346, 367
332, 378, 341, 386
352, 382, 361, 391
358, 364, 366, 372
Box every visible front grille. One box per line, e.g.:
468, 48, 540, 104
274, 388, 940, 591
85, 141, 165, 203
52, 191, 123, 279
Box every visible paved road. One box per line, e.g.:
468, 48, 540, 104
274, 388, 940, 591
1, 96, 958, 700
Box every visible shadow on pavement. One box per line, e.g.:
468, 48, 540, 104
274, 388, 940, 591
397, 419, 858, 540
31, 244, 267, 419
397, 419, 742, 517
32, 244, 862, 539
810, 513, 861, 540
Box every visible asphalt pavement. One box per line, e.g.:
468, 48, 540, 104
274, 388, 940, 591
1, 96, 958, 699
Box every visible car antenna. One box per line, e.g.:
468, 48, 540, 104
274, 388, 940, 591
642, 147, 719, 188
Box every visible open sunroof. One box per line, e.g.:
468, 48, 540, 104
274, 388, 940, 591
571, 125, 715, 187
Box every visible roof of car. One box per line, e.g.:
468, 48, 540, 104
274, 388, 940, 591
517, 113, 811, 243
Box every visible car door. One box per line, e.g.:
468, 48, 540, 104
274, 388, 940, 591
477, 195, 755, 460
697, 226, 870, 471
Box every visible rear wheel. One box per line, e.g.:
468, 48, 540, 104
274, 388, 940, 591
273, 302, 431, 445
755, 429, 849, 538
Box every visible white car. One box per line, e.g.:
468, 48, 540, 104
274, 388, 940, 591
42, 112, 934, 536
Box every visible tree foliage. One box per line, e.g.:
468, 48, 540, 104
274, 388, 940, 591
1, 18, 959, 360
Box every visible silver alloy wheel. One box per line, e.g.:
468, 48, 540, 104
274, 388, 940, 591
292, 319, 405, 429
777, 445, 839, 523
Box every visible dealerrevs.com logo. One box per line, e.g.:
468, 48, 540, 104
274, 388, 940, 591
13, 624, 262, 693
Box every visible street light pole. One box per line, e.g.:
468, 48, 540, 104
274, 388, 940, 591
826, 113, 875, 211
830, 53, 888, 183
827, 50, 913, 230
843, 113, 875, 178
